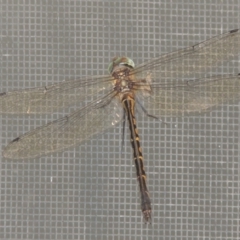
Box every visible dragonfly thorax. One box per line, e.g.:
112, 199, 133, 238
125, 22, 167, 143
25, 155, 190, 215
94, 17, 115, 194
112, 68, 134, 94
109, 57, 136, 94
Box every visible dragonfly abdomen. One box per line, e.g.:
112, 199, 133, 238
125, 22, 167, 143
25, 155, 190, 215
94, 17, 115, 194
122, 94, 151, 223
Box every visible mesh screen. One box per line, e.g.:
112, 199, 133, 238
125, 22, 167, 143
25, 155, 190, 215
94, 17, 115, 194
0, 0, 240, 239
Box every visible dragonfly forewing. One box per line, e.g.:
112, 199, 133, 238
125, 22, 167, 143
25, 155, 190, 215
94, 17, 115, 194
0, 75, 113, 114
134, 29, 240, 81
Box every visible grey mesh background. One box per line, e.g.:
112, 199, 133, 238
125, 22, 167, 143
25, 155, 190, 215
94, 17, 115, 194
0, 1, 240, 239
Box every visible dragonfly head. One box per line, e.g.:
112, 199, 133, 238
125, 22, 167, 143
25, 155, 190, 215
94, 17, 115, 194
108, 57, 135, 74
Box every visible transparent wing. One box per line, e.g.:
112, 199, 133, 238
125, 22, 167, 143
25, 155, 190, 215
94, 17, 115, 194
2, 29, 240, 159
2, 30, 238, 115
133, 29, 240, 80
0, 75, 113, 114
141, 74, 240, 117
3, 92, 123, 159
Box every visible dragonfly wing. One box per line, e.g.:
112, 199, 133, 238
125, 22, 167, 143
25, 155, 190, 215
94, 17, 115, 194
142, 74, 240, 117
134, 29, 240, 80
3, 92, 122, 159
0, 75, 113, 114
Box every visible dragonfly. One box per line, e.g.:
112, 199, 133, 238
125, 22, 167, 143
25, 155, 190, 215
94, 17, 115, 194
1, 29, 240, 223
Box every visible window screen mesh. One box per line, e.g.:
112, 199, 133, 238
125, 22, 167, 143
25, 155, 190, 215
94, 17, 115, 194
0, 1, 240, 239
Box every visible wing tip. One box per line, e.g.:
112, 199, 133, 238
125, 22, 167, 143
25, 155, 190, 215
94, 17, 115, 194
229, 29, 239, 34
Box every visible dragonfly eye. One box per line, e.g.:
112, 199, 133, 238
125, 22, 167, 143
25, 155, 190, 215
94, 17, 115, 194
108, 57, 135, 74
